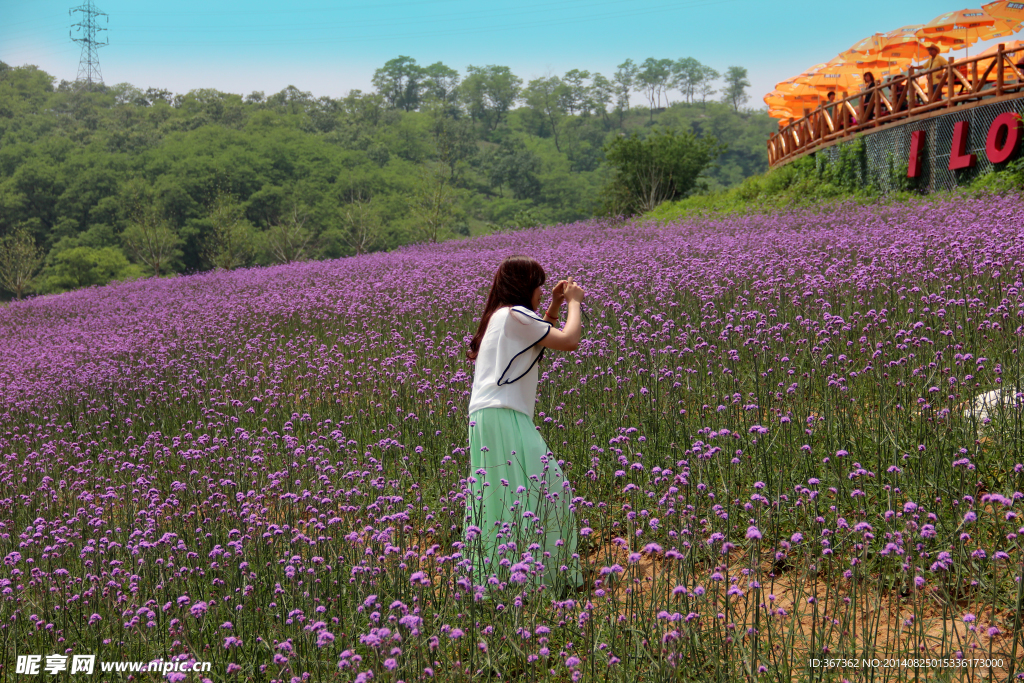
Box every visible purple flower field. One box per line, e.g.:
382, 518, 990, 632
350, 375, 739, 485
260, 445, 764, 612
3, 197, 1024, 681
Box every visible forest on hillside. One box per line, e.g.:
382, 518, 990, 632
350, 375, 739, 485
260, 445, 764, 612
0, 56, 776, 297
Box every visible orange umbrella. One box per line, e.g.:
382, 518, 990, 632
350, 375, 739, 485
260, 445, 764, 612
845, 53, 902, 69
765, 93, 819, 120
845, 33, 886, 57
876, 25, 936, 63
764, 92, 799, 107
796, 58, 868, 93
975, 39, 1024, 57
827, 56, 880, 74
877, 42, 934, 63
776, 78, 826, 102
916, 8, 1016, 49
841, 26, 938, 70
764, 93, 800, 111
799, 62, 830, 76
981, 1, 1024, 32
967, 40, 1024, 81
881, 24, 927, 45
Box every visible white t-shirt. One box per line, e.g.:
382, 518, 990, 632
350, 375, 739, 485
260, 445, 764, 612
468, 305, 552, 421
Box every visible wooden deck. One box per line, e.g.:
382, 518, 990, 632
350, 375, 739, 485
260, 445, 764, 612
768, 44, 1024, 168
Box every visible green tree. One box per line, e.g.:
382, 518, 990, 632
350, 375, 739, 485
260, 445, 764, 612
121, 216, 183, 276
144, 87, 174, 105
0, 59, 780, 295
421, 62, 460, 108
587, 73, 614, 123
411, 162, 459, 243
0, 227, 44, 299
522, 76, 568, 151
266, 85, 316, 115
672, 57, 702, 103
118, 178, 183, 277
178, 88, 247, 127
202, 193, 256, 270
487, 137, 542, 200
42, 246, 142, 292
111, 83, 150, 107
721, 66, 751, 112
560, 69, 591, 115
372, 56, 424, 112
601, 128, 724, 215
0, 64, 54, 124
613, 59, 639, 125
460, 65, 522, 131
427, 103, 477, 184
260, 203, 313, 264
337, 190, 383, 256
696, 65, 720, 108
656, 102, 775, 188
638, 58, 675, 121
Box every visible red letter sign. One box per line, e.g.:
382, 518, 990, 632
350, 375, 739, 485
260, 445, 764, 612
985, 112, 1022, 164
907, 130, 925, 178
948, 120, 976, 170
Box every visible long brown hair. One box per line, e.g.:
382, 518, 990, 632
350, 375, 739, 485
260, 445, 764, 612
467, 255, 546, 360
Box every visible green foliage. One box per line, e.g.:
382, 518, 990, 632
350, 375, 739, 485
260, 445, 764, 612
815, 136, 870, 192
967, 155, 1024, 193
0, 58, 775, 299
121, 219, 183, 276
648, 138, 948, 221
484, 206, 545, 234
655, 104, 777, 189
600, 128, 724, 215
0, 226, 43, 299
672, 57, 718, 106
410, 162, 465, 243
257, 204, 313, 265
485, 137, 542, 200
372, 56, 424, 112
721, 66, 751, 112
40, 245, 143, 293
321, 194, 384, 257
202, 193, 257, 270
613, 60, 639, 126
637, 58, 675, 122
461, 65, 522, 132
119, 177, 184, 276
884, 151, 920, 194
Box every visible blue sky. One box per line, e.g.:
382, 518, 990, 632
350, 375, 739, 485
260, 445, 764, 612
0, 0, 1014, 108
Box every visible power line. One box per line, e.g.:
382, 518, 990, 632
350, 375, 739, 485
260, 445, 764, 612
110, 0, 640, 33
69, 0, 108, 86
112, 0, 741, 47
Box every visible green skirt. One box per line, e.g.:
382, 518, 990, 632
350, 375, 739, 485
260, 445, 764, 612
464, 407, 581, 594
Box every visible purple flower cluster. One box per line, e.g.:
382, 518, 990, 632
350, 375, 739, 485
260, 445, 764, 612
2, 198, 1023, 680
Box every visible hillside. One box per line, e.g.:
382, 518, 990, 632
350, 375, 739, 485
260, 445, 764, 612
3, 199, 1023, 680
648, 140, 1024, 222
0, 59, 775, 297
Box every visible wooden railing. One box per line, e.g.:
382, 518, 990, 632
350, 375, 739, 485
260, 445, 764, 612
767, 44, 1024, 167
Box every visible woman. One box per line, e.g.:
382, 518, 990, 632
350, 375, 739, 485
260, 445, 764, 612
464, 255, 585, 597
860, 71, 877, 122
891, 76, 909, 112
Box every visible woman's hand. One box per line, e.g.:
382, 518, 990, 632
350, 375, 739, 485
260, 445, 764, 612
551, 279, 568, 305
564, 277, 585, 303
538, 276, 584, 352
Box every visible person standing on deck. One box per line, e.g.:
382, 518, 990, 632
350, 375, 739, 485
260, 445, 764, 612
924, 44, 949, 100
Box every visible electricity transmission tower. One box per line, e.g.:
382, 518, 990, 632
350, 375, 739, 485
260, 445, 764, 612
70, 0, 108, 86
